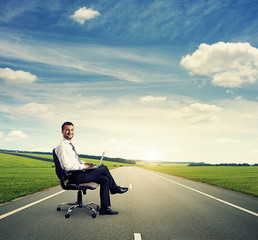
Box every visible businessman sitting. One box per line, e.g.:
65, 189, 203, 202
55, 121, 128, 215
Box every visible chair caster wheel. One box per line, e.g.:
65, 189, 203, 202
57, 207, 61, 211
91, 213, 96, 218
65, 214, 70, 218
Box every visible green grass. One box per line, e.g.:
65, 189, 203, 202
0, 153, 130, 203
0, 153, 59, 203
138, 163, 258, 196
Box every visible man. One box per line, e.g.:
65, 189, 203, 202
55, 121, 128, 215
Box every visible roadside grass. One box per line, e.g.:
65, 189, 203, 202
0, 153, 130, 204
0, 153, 59, 203
138, 163, 258, 196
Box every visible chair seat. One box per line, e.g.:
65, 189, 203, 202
66, 182, 99, 189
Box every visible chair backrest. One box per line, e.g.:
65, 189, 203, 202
53, 149, 68, 182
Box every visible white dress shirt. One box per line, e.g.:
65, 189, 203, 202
55, 138, 85, 171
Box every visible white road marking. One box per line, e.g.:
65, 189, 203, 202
0, 190, 66, 220
134, 233, 142, 240
145, 170, 258, 217
130, 184, 133, 189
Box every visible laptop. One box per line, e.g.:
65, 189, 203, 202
86, 151, 105, 169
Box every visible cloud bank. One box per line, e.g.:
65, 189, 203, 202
180, 42, 258, 88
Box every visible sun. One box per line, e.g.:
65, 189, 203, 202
143, 149, 158, 161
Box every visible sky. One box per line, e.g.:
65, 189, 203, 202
0, 0, 258, 164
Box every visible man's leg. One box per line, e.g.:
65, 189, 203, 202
83, 166, 128, 194
75, 166, 128, 215
92, 175, 111, 207
82, 166, 118, 191
76, 166, 116, 207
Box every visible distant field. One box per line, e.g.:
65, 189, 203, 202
138, 163, 258, 196
0, 153, 130, 203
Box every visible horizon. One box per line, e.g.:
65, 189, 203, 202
1, 0, 258, 164
0, 148, 257, 165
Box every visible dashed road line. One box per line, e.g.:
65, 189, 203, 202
134, 233, 142, 240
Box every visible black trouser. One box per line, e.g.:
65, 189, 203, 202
69, 166, 117, 207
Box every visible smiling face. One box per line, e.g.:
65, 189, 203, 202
62, 124, 74, 141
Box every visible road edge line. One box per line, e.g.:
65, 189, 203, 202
145, 170, 258, 217
0, 190, 66, 220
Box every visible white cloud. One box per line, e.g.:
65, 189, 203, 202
184, 103, 222, 113
240, 113, 258, 120
226, 89, 235, 94
4, 130, 28, 142
17, 102, 56, 119
70, 7, 100, 24
0, 132, 3, 139
180, 103, 222, 124
140, 95, 167, 103
180, 42, 258, 88
0, 68, 37, 85
212, 65, 257, 87
0, 102, 57, 121
235, 96, 242, 100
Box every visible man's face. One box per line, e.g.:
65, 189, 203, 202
62, 124, 74, 141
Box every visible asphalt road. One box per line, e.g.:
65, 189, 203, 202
0, 167, 257, 240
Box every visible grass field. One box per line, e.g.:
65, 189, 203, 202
0, 153, 130, 204
138, 163, 258, 196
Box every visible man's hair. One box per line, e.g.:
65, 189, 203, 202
61, 121, 74, 131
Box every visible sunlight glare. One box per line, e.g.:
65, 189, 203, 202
143, 149, 159, 161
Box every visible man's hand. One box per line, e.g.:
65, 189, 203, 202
84, 163, 94, 168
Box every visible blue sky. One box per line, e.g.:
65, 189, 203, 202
1, 0, 258, 163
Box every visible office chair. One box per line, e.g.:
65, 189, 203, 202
53, 149, 100, 218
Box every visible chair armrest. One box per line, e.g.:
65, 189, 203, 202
66, 169, 86, 186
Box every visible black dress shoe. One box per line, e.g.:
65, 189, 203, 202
99, 207, 118, 215
110, 186, 128, 194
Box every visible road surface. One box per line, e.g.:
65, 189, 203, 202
0, 167, 257, 240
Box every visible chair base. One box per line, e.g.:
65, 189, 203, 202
57, 189, 100, 218
57, 202, 100, 218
